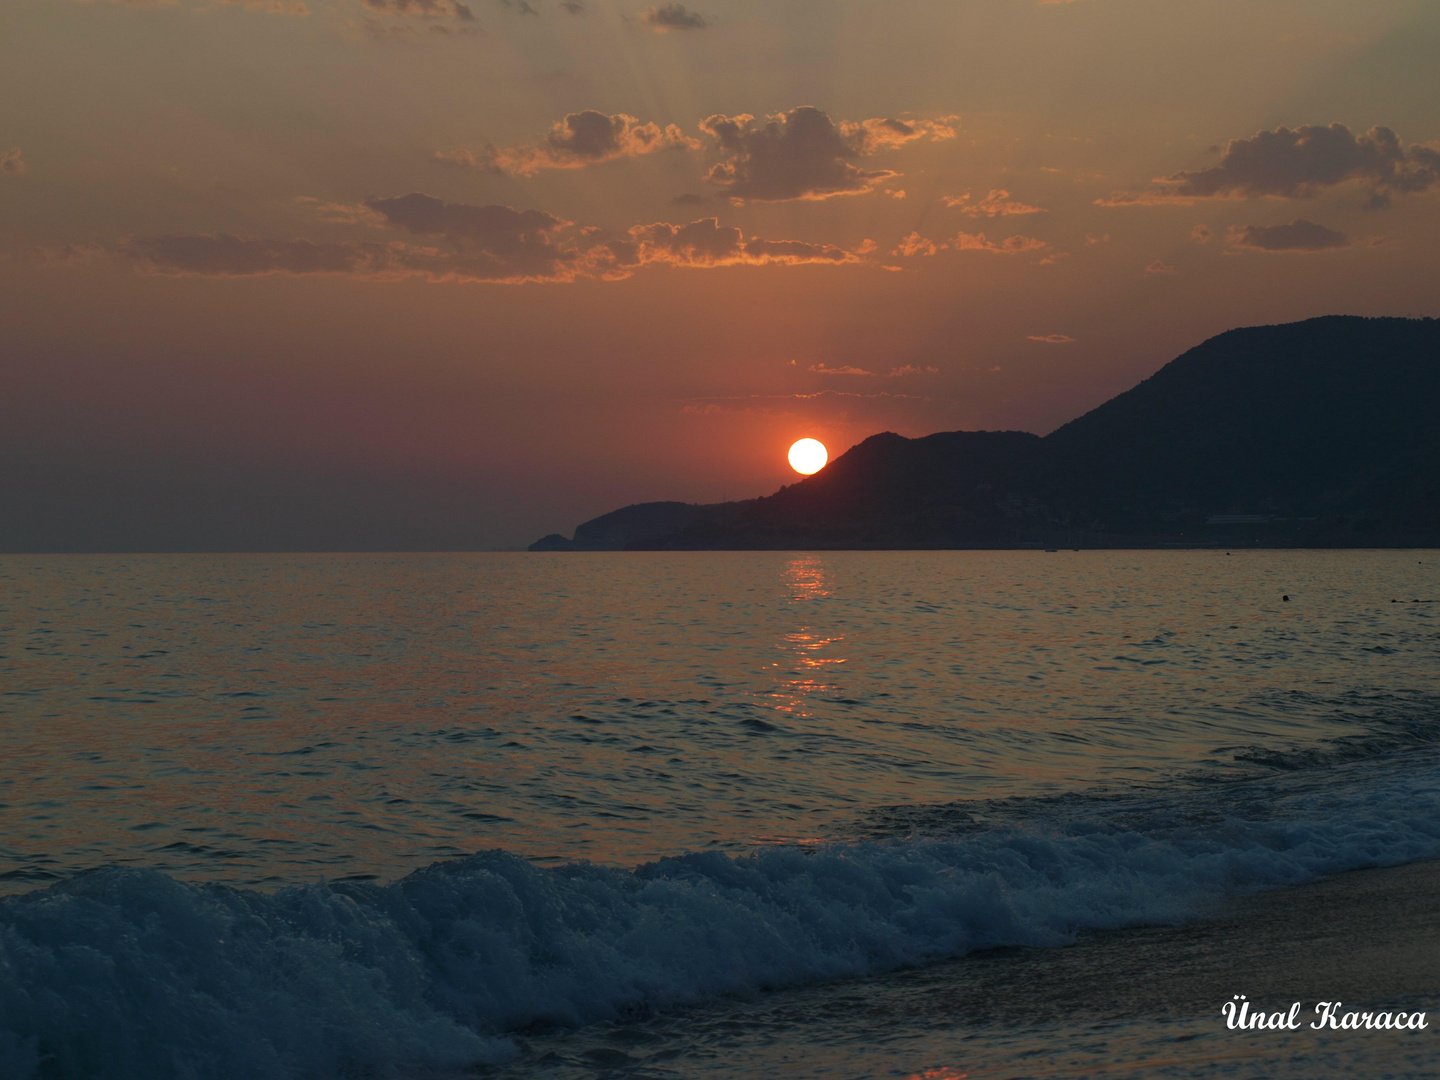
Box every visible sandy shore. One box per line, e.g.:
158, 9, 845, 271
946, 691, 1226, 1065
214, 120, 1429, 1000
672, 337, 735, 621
941, 855, 1440, 1025
487, 860, 1440, 1079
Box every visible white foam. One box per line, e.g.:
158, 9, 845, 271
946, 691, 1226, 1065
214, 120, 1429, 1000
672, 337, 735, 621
3, 759, 1439, 1079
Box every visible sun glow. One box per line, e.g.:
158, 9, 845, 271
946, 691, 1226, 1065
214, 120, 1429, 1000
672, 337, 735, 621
787, 438, 828, 475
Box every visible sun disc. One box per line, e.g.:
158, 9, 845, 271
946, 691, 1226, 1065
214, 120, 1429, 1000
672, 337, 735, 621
788, 438, 828, 475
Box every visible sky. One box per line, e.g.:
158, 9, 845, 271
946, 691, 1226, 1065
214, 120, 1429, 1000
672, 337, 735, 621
2, 0, 1439, 550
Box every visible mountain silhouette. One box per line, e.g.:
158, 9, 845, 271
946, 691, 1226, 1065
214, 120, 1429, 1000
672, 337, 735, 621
530, 316, 1440, 550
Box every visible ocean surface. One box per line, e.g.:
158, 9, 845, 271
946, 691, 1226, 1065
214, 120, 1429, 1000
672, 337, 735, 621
2, 550, 1439, 1078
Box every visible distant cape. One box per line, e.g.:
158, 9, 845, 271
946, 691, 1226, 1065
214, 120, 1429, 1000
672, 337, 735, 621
530, 315, 1440, 550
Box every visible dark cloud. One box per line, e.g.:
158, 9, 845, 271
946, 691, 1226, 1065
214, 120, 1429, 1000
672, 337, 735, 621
125, 196, 589, 283
437, 110, 697, 174
364, 0, 473, 19
366, 193, 584, 279
698, 107, 953, 202
122, 197, 860, 283
1169, 124, 1440, 208
560, 0, 583, 11
1226, 219, 1350, 252
0, 148, 24, 177
644, 2, 707, 31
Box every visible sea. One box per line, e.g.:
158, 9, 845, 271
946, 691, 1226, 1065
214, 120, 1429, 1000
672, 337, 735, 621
1, 550, 1439, 1079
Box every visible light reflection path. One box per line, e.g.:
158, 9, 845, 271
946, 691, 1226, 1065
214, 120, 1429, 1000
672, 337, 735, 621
769, 555, 848, 713
0, 550, 1437, 890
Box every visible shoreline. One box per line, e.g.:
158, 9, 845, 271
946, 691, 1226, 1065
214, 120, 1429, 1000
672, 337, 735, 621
489, 859, 1440, 1078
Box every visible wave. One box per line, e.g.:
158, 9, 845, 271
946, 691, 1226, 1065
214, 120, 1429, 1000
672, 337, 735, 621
3, 754, 1440, 1080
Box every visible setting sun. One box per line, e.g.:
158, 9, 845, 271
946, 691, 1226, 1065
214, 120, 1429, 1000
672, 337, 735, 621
788, 438, 828, 475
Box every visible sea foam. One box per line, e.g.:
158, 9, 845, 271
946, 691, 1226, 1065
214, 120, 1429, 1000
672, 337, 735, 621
3, 758, 1439, 1080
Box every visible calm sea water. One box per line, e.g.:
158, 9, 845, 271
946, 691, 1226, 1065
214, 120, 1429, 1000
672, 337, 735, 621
2, 551, 1439, 1079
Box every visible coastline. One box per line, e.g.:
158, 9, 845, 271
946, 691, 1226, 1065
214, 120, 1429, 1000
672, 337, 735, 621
491, 858, 1440, 1078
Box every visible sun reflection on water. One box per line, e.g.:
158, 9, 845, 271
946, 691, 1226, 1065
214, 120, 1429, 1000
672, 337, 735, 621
768, 556, 848, 713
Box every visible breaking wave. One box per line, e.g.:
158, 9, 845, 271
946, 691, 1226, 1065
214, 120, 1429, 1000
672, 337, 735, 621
3, 752, 1440, 1080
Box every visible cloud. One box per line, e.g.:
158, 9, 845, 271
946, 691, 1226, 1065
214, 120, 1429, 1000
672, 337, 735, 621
1026, 333, 1075, 343
852, 116, 957, 150
367, 193, 597, 279
437, 110, 698, 175
891, 228, 1048, 257
943, 189, 1045, 216
121, 196, 860, 283
809, 363, 877, 376
125, 195, 595, 283
1226, 219, 1349, 252
698, 106, 954, 202
1173, 125, 1440, 207
560, 0, 583, 11
952, 230, 1047, 255
622, 217, 860, 268
644, 2, 707, 30
0, 148, 24, 177
1095, 190, 1197, 207
1145, 260, 1175, 275
296, 199, 389, 226
363, 0, 472, 18
1190, 223, 1213, 243
1106, 124, 1440, 210
799, 361, 939, 378
892, 232, 942, 257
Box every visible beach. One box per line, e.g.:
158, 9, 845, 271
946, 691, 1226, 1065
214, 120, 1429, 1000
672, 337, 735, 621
491, 858, 1440, 1078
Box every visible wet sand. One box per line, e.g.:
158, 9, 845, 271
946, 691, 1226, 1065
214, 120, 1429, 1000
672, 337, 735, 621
490, 859, 1440, 1079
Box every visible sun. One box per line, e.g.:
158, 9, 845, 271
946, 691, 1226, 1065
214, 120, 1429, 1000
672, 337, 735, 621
787, 438, 828, 475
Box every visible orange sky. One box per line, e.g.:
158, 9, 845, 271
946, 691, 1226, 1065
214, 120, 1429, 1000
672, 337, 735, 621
2, 0, 1438, 549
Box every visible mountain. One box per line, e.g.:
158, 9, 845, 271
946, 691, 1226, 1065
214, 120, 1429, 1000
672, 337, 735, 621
530, 316, 1440, 550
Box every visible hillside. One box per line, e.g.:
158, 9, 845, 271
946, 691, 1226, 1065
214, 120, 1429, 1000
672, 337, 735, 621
530, 316, 1440, 550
